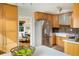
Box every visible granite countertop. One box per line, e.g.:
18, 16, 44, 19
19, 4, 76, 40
54, 32, 69, 37
0, 46, 68, 56
63, 39, 79, 44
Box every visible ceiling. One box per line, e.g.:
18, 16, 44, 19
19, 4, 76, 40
13, 3, 72, 17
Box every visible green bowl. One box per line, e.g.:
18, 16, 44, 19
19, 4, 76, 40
10, 46, 35, 56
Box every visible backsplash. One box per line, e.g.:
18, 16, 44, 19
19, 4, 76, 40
59, 25, 79, 34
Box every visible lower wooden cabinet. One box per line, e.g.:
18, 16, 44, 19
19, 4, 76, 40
56, 36, 66, 48
64, 42, 79, 56
50, 34, 56, 46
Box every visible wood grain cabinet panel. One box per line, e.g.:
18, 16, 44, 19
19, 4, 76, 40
0, 4, 18, 52
6, 32, 17, 43
56, 36, 66, 48
50, 34, 56, 46
52, 15, 59, 28
6, 32, 17, 52
5, 18, 17, 31
47, 14, 52, 27
34, 12, 44, 20
0, 5, 3, 31
64, 42, 79, 56
3, 4, 17, 18
0, 31, 3, 50
71, 3, 79, 28
34, 12, 59, 28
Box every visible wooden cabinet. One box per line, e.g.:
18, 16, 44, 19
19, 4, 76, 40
47, 14, 59, 28
59, 13, 72, 26
34, 12, 47, 21
64, 42, 79, 56
6, 32, 17, 43
0, 5, 3, 31
0, 4, 18, 52
0, 31, 3, 51
3, 4, 18, 18
52, 15, 59, 28
47, 14, 52, 27
50, 34, 56, 47
71, 3, 79, 28
5, 18, 17, 31
34, 12, 59, 28
56, 36, 66, 48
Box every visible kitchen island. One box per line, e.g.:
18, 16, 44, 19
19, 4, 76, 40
64, 39, 79, 56
1, 46, 68, 56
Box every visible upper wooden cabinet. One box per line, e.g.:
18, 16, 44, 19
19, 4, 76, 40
52, 15, 59, 28
59, 13, 72, 26
71, 3, 79, 28
34, 12, 59, 28
47, 14, 52, 27
34, 12, 47, 21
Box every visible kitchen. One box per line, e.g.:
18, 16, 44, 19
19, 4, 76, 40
34, 3, 79, 56
0, 3, 79, 56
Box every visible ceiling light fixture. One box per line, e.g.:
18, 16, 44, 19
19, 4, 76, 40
57, 7, 62, 13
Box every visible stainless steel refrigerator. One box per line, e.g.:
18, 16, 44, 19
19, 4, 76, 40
35, 20, 52, 47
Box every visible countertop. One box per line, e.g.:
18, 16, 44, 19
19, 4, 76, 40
63, 39, 79, 44
0, 46, 68, 56
51, 32, 75, 38
55, 32, 68, 37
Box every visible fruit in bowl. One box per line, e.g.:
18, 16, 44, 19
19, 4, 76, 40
10, 46, 35, 56
75, 38, 79, 42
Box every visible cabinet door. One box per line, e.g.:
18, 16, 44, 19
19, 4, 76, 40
59, 13, 72, 25
3, 4, 17, 18
42, 13, 47, 20
5, 18, 18, 31
64, 42, 79, 56
34, 12, 39, 20
34, 12, 44, 20
72, 3, 79, 28
50, 34, 56, 46
6, 31, 18, 43
6, 31, 18, 52
34, 12, 47, 21
6, 31, 17, 52
52, 15, 59, 28
56, 36, 65, 48
47, 14, 52, 27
